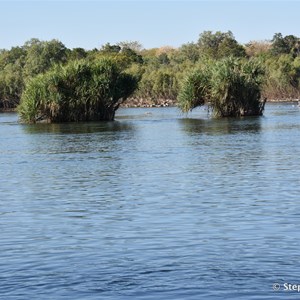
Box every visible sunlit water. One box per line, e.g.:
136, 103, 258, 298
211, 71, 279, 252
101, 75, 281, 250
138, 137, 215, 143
1, 103, 300, 299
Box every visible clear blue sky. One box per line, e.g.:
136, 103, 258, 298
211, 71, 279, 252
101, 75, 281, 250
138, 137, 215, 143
0, 0, 300, 50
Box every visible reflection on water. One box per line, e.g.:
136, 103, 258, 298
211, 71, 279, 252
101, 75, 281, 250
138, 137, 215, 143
1, 104, 300, 300
20, 120, 136, 156
180, 116, 262, 135
22, 120, 134, 134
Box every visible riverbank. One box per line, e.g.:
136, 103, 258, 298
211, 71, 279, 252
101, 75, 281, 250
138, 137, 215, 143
0, 107, 16, 113
1, 98, 299, 112
267, 98, 300, 102
121, 97, 299, 108
120, 97, 177, 108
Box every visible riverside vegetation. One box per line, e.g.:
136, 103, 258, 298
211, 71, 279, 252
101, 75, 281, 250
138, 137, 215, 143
178, 57, 266, 117
0, 31, 300, 122
18, 59, 138, 122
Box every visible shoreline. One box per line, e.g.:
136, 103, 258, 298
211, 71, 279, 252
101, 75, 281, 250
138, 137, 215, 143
1, 98, 299, 113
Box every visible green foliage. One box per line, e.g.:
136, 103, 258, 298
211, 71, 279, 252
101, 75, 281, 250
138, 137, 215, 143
135, 67, 180, 100
23, 39, 68, 78
178, 57, 265, 117
94, 43, 144, 67
177, 64, 211, 112
117, 41, 143, 52
271, 33, 300, 57
264, 54, 300, 98
198, 31, 246, 59
2, 31, 300, 113
157, 52, 170, 65
176, 43, 200, 63
210, 58, 265, 117
120, 47, 143, 64
100, 43, 121, 54
18, 59, 138, 123
0, 39, 68, 109
0, 47, 26, 109
0, 46, 27, 68
67, 47, 87, 61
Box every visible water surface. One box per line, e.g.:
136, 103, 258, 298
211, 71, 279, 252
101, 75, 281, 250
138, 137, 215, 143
1, 103, 300, 299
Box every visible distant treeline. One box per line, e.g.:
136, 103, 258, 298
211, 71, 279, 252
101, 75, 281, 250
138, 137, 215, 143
1, 31, 300, 110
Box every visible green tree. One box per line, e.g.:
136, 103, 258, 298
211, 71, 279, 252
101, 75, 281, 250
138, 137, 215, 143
117, 41, 143, 52
157, 52, 170, 65
0, 46, 27, 109
135, 67, 179, 101
271, 33, 300, 57
100, 43, 121, 54
23, 38, 68, 78
67, 47, 87, 61
198, 31, 246, 59
95, 43, 143, 67
175, 42, 200, 63
120, 47, 143, 64
264, 54, 300, 98
0, 46, 27, 68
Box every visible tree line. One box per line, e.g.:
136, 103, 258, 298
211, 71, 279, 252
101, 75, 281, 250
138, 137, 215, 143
1, 31, 300, 113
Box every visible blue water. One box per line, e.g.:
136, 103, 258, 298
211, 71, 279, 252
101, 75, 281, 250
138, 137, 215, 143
1, 103, 300, 299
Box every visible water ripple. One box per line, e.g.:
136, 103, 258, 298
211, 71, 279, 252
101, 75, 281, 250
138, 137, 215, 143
1, 105, 300, 299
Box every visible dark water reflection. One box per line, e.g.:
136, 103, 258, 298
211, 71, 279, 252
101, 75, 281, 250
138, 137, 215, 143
180, 116, 262, 135
1, 104, 300, 299
22, 120, 134, 135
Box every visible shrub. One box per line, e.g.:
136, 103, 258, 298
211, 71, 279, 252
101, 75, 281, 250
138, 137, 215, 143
18, 59, 138, 123
178, 57, 266, 117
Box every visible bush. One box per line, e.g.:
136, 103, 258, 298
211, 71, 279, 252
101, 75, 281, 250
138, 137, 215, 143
178, 57, 266, 117
177, 66, 210, 112
135, 67, 179, 100
18, 59, 138, 123
264, 55, 300, 99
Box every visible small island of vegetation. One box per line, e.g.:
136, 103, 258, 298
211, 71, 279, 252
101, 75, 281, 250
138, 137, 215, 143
0, 31, 299, 122
178, 57, 266, 117
18, 59, 138, 123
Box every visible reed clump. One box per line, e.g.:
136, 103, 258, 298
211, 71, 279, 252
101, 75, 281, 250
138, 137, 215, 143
178, 57, 266, 117
18, 59, 138, 123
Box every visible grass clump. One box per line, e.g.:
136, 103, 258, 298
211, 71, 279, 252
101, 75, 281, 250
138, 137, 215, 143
18, 59, 138, 123
178, 57, 266, 117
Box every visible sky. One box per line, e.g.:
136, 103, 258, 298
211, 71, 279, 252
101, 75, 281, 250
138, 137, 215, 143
0, 0, 300, 50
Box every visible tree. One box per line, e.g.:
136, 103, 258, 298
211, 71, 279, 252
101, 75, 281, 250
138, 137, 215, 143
264, 54, 300, 98
100, 43, 121, 53
157, 52, 170, 65
97, 43, 143, 65
0, 46, 27, 109
271, 33, 300, 57
120, 47, 143, 64
135, 66, 179, 101
117, 41, 143, 52
0, 63, 24, 107
197, 30, 246, 59
175, 42, 200, 63
245, 40, 272, 57
23, 38, 68, 78
67, 47, 87, 61
0, 46, 26, 68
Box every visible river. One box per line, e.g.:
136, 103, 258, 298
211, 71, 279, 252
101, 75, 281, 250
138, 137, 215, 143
1, 103, 300, 299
